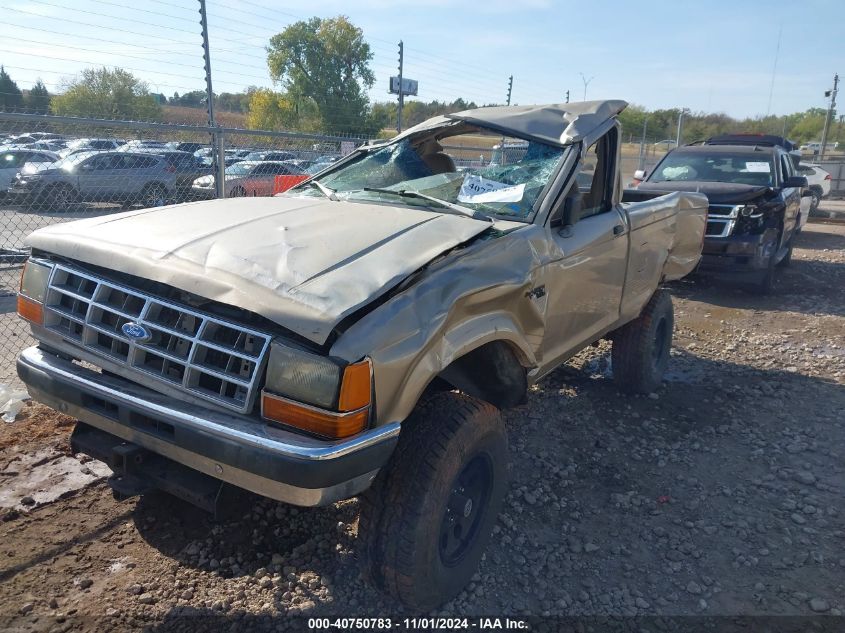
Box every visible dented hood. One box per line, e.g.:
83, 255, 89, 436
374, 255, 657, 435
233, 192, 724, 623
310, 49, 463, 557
26, 196, 492, 345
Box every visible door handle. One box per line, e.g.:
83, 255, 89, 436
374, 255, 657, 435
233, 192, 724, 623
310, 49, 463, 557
612, 224, 625, 236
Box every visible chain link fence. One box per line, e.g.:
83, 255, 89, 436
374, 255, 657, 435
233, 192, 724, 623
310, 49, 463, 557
0, 112, 368, 383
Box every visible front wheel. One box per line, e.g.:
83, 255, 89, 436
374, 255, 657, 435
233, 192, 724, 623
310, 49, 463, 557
611, 289, 674, 394
359, 392, 508, 611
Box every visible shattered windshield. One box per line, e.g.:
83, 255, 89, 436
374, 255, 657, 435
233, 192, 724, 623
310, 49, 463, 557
650, 151, 775, 187
293, 127, 567, 221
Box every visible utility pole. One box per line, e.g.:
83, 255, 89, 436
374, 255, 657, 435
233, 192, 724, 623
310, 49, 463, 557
397, 40, 404, 133
820, 73, 839, 161
505, 75, 513, 106
199, 0, 224, 198
565, 90, 570, 104
579, 73, 594, 101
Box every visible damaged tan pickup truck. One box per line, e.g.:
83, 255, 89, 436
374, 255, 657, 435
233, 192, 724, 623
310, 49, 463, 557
16, 100, 707, 609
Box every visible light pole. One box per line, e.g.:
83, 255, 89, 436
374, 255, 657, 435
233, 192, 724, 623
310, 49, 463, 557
579, 73, 594, 101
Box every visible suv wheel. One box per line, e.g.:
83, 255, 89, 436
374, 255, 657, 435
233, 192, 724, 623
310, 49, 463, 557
359, 392, 508, 611
141, 183, 168, 207
49, 184, 77, 210
611, 289, 673, 394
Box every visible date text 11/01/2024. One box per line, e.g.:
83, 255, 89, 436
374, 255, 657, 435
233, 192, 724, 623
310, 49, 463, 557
307, 618, 528, 630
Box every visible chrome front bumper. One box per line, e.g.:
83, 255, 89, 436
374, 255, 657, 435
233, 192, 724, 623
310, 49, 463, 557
17, 345, 400, 506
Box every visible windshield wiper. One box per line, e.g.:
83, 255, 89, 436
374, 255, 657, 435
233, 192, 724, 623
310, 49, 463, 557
308, 180, 338, 201
361, 187, 492, 222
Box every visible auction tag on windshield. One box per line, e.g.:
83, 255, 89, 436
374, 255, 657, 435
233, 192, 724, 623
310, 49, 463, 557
458, 174, 525, 203
744, 162, 771, 173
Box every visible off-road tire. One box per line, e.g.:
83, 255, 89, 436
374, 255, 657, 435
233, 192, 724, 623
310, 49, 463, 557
359, 392, 508, 611
611, 289, 674, 394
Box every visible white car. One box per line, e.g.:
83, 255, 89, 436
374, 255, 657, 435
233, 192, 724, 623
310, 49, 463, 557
797, 163, 832, 212
192, 161, 305, 198
0, 149, 59, 192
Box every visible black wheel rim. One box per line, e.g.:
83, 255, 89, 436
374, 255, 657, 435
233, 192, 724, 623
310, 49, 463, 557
652, 316, 669, 368
439, 453, 493, 567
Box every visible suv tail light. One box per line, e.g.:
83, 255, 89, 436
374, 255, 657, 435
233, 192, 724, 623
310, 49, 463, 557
824, 173, 831, 180
164, 164, 177, 173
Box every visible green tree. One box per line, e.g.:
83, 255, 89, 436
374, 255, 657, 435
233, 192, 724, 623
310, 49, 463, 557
267, 16, 375, 133
0, 66, 24, 111
26, 79, 51, 114
51, 67, 161, 120
246, 88, 301, 130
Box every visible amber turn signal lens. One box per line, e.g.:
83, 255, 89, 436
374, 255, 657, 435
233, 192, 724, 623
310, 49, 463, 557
262, 391, 368, 439
338, 358, 372, 412
17, 294, 44, 325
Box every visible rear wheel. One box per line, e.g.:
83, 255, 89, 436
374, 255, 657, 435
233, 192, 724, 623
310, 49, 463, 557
359, 392, 508, 611
611, 289, 674, 394
231, 186, 246, 197
140, 183, 168, 207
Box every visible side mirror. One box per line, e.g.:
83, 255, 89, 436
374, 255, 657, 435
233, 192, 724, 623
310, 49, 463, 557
784, 176, 808, 188
633, 169, 647, 181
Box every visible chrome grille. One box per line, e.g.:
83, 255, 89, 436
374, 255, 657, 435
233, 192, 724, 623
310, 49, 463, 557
705, 204, 738, 238
42, 264, 271, 413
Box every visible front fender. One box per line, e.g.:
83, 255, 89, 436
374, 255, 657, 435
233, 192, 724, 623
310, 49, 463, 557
330, 230, 548, 426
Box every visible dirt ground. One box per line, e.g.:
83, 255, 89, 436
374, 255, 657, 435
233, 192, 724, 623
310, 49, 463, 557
0, 222, 843, 631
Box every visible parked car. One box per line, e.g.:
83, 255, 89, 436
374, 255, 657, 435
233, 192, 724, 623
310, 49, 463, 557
653, 139, 678, 148
797, 163, 832, 212
632, 141, 809, 292
15, 100, 707, 610
58, 138, 124, 158
304, 160, 337, 176
135, 149, 211, 200
8, 150, 179, 208
118, 140, 169, 152
166, 141, 206, 154
22, 140, 67, 152
0, 149, 59, 193
192, 160, 305, 198
244, 150, 297, 162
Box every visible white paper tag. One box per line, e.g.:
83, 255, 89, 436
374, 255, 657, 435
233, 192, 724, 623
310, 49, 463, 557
744, 162, 771, 173
457, 174, 525, 203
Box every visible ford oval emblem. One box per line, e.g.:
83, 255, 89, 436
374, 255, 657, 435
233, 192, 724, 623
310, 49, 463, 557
121, 322, 152, 343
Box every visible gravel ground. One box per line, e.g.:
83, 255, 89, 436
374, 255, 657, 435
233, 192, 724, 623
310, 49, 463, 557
0, 222, 843, 632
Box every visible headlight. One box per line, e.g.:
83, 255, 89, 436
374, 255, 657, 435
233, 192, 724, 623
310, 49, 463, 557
736, 204, 761, 218
265, 342, 343, 409
18, 259, 53, 324
262, 341, 372, 439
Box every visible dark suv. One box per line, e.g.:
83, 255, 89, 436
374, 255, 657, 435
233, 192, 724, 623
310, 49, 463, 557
633, 141, 808, 293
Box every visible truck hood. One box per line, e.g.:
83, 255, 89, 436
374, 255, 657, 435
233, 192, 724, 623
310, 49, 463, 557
26, 196, 493, 345
636, 181, 773, 205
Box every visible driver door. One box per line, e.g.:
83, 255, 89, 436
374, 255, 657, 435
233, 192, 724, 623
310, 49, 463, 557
539, 129, 627, 368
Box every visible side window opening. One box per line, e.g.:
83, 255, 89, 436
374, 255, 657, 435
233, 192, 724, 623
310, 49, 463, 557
574, 129, 615, 219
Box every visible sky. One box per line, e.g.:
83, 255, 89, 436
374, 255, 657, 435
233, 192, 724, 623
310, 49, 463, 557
0, 0, 843, 120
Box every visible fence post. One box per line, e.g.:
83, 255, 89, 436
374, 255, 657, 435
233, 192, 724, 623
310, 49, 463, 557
214, 130, 226, 199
